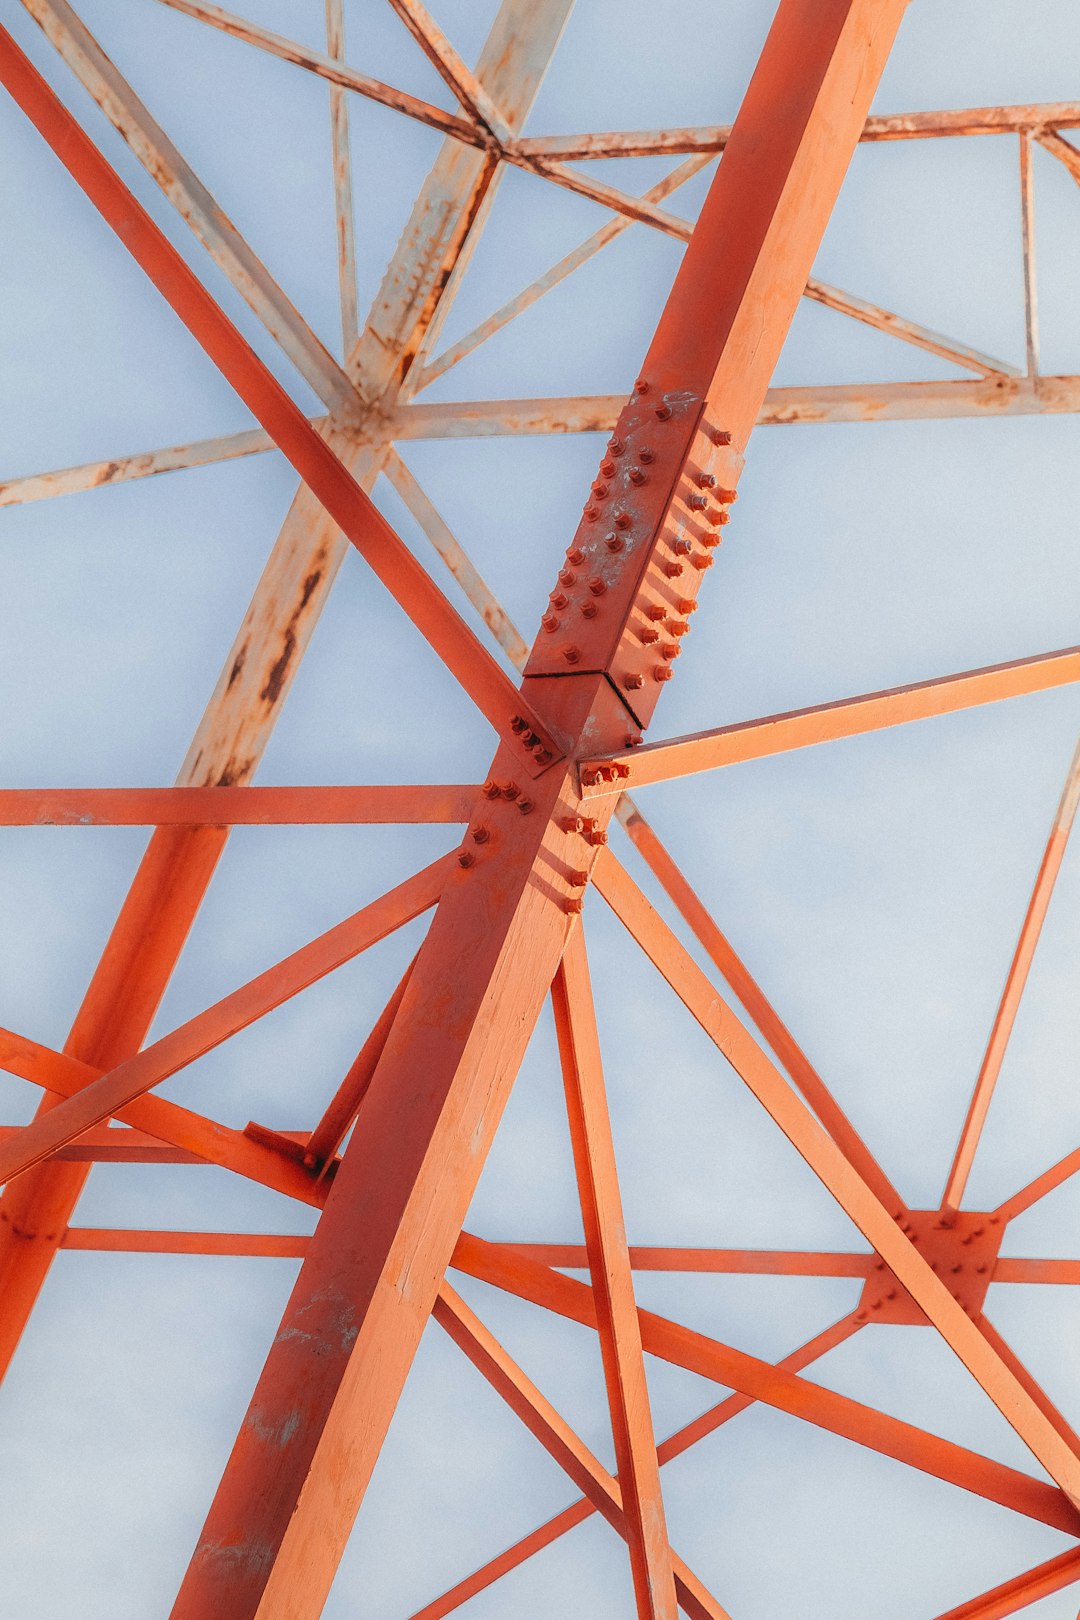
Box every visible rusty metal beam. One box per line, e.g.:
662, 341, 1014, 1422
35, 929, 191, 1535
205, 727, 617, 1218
325, 0, 358, 356
150, 0, 484, 147
22, 0, 358, 413
942, 735, 1080, 1213
513, 101, 1080, 161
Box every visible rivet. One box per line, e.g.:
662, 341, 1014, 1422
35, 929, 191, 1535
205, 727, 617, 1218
607, 437, 625, 456
654, 665, 673, 682
654, 404, 672, 420
951, 1264, 963, 1274
661, 643, 680, 660
517, 798, 534, 814
664, 562, 683, 579
639, 446, 655, 464
691, 553, 714, 571
687, 493, 707, 511
677, 598, 698, 614
669, 621, 689, 637
533, 750, 551, 766
716, 487, 738, 504
501, 783, 519, 800
635, 378, 650, 395
588, 577, 607, 596
625, 673, 644, 690
671, 537, 692, 556
584, 504, 600, 521
712, 428, 732, 445
600, 459, 616, 478
582, 821, 607, 846
976, 1264, 988, 1274
615, 513, 632, 531
707, 510, 730, 528
482, 780, 500, 799
581, 601, 598, 618
569, 869, 589, 887
564, 896, 583, 914
701, 533, 720, 549
566, 548, 585, 566
592, 481, 608, 498
550, 591, 569, 609
559, 568, 576, 586
457, 850, 474, 868
563, 646, 581, 665
542, 612, 560, 632
510, 715, 527, 733
640, 627, 659, 644
561, 815, 584, 834
604, 534, 624, 553
647, 604, 666, 621
472, 826, 489, 844
698, 473, 716, 489
629, 468, 647, 486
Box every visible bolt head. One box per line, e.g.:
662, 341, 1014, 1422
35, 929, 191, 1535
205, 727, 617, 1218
677, 598, 698, 614
563, 646, 581, 665
600, 459, 616, 477
639, 446, 655, 464
566, 548, 586, 565
588, 577, 607, 596
615, 513, 632, 531
655, 404, 672, 420
625, 674, 644, 690
629, 468, 647, 486
457, 850, 474, 868
634, 378, 650, 395
581, 601, 598, 618
604, 534, 624, 553
654, 665, 673, 682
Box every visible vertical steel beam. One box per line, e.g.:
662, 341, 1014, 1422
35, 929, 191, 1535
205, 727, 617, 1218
552, 931, 677, 1620
163, 6, 912, 1613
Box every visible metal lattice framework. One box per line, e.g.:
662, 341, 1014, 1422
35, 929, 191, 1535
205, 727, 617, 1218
4, 1, 1080, 1615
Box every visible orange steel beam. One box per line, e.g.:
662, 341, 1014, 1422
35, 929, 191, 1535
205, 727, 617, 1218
934, 1547, 1080, 1620
0, 785, 476, 825
0, 1027, 327, 1204
302, 955, 417, 1173
553, 931, 678, 1619
0, 0, 568, 1382
0, 30, 561, 772
453, 1233, 1080, 1533
996, 1145, 1080, 1222
432, 1285, 731, 1620
593, 852, 1080, 1503
617, 812, 905, 1211
498, 1243, 872, 1275
407, 1312, 860, 1620
582, 645, 1080, 792
61, 1230, 312, 1256
0, 857, 449, 1188
941, 734, 1080, 1212
147, 7, 917, 1612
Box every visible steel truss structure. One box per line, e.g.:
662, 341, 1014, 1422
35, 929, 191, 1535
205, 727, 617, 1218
3, 1, 1080, 1615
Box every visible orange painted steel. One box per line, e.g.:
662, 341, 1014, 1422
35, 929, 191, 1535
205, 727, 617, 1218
432, 1285, 731, 1620
582, 644, 1080, 792
0, 785, 476, 825
453, 1233, 1080, 1534
553, 930, 678, 1620
6, 0, 1080, 1614
941, 733, 1080, 1211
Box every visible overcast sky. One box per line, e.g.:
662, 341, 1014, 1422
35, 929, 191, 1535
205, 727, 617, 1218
4, 2, 1080, 1616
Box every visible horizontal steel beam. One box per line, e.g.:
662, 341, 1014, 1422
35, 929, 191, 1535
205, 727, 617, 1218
0, 786, 476, 826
